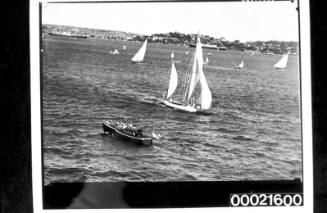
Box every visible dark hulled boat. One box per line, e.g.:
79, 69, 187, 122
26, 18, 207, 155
102, 121, 153, 146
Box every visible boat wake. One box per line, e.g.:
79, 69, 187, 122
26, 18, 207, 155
194, 110, 215, 116
204, 65, 237, 71
135, 94, 162, 105
131, 62, 149, 65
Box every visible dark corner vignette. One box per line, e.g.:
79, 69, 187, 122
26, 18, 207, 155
2, 0, 32, 213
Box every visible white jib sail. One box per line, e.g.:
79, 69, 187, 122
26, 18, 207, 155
274, 53, 289, 69
238, 60, 244, 68
131, 39, 147, 62
187, 35, 212, 109
167, 62, 178, 99
170, 52, 174, 59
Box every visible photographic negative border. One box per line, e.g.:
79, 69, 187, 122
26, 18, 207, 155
30, 0, 313, 212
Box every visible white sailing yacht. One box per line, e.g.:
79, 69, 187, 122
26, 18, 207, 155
123, 45, 126, 50
131, 39, 147, 63
274, 52, 289, 70
162, 35, 212, 112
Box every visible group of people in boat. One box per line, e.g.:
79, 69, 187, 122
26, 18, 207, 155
115, 122, 144, 137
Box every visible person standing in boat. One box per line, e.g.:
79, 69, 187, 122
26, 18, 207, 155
136, 129, 143, 137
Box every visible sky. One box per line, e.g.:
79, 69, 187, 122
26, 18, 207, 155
42, 1, 299, 42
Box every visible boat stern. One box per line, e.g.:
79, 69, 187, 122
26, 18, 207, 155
102, 122, 116, 135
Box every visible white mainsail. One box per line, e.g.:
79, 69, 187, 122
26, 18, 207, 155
131, 39, 147, 62
205, 57, 209, 64
170, 52, 175, 59
274, 52, 289, 69
187, 35, 212, 110
123, 45, 126, 50
166, 62, 178, 99
238, 60, 244, 69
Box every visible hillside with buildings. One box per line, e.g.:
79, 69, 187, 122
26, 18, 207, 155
43, 24, 299, 54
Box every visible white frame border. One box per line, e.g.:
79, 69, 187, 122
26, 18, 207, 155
30, 0, 313, 212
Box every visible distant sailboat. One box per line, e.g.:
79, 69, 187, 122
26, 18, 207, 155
208, 52, 212, 56
123, 45, 126, 50
204, 57, 209, 65
274, 52, 289, 70
234, 60, 244, 70
251, 51, 255, 56
131, 39, 147, 63
170, 52, 175, 59
185, 51, 189, 55
110, 49, 119, 55
162, 35, 212, 112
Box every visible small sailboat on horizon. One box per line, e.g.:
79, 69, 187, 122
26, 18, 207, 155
235, 60, 244, 70
161, 35, 212, 113
170, 52, 182, 63
110, 49, 119, 55
204, 57, 209, 65
131, 39, 147, 63
274, 52, 289, 70
170, 52, 175, 59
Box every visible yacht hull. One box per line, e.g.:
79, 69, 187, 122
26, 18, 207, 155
162, 100, 197, 112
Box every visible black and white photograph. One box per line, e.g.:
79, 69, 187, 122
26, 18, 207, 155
29, 0, 312, 211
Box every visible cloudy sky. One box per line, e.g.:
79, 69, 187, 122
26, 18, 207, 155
42, 1, 299, 42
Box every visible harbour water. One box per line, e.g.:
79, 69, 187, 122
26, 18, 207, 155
42, 36, 302, 185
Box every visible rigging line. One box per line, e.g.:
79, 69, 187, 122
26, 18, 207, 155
182, 51, 196, 104
180, 54, 192, 103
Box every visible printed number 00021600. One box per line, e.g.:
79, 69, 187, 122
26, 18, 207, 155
230, 193, 303, 207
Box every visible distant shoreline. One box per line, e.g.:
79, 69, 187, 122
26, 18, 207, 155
42, 24, 299, 55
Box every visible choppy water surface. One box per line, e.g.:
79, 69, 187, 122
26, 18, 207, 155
42, 36, 302, 184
